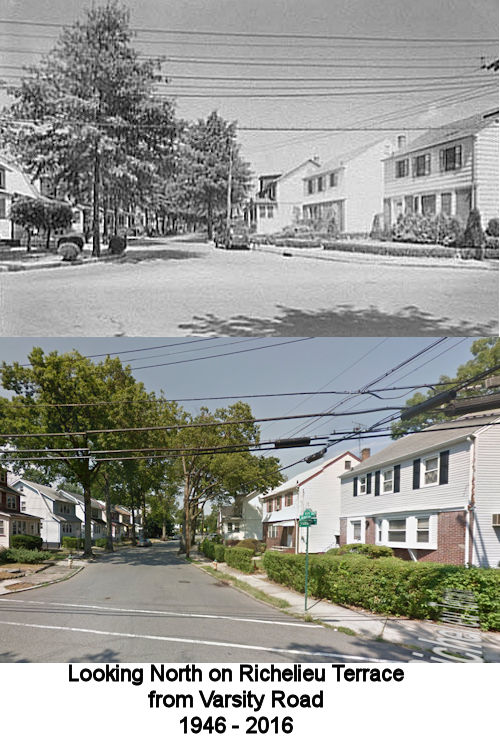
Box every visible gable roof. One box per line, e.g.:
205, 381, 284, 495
341, 411, 500, 478
389, 109, 499, 158
264, 450, 360, 496
14, 479, 75, 503
306, 140, 387, 178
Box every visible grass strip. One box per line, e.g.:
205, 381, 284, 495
199, 565, 290, 610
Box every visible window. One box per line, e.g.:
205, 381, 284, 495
267, 206, 274, 218
259, 206, 266, 218
404, 196, 414, 214
307, 180, 315, 195
344, 460, 351, 470
234, 522, 240, 533
352, 521, 362, 542
21, 501, 26, 511
417, 517, 430, 543
382, 469, 393, 494
62, 523, 73, 534
275, 496, 282, 511
441, 192, 452, 215
329, 172, 338, 187
268, 525, 278, 539
285, 493, 293, 507
387, 519, 406, 543
359, 476, 367, 495
227, 523, 233, 533
0, 521, 4, 535
423, 456, 439, 486
395, 159, 409, 178
6, 495, 16, 510
413, 153, 431, 177
0, 469, 6, 483
0, 167, 5, 189
0, 197, 7, 219
317, 177, 324, 192
266, 499, 272, 513
421, 194, 436, 215
440, 145, 462, 172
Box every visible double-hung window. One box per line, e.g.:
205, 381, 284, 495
275, 496, 282, 511
387, 519, 406, 543
359, 476, 367, 495
266, 499, 272, 513
329, 172, 337, 187
6, 495, 16, 510
382, 469, 393, 494
440, 145, 462, 172
413, 153, 431, 177
352, 520, 362, 542
285, 493, 293, 507
423, 456, 439, 485
416, 517, 430, 543
395, 159, 409, 178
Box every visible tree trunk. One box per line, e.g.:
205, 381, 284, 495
161, 521, 167, 541
182, 475, 191, 557
26, 228, 31, 253
83, 482, 93, 557
45, 227, 51, 250
104, 479, 114, 552
131, 505, 137, 545
207, 197, 213, 240
92, 143, 101, 258
103, 189, 108, 243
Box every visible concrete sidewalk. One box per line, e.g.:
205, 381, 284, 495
191, 555, 500, 662
0, 560, 84, 595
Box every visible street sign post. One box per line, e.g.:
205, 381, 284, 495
298, 508, 317, 611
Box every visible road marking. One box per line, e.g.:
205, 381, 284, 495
1, 598, 321, 629
0, 619, 390, 661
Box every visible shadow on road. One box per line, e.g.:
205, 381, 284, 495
68, 647, 122, 663
282, 638, 419, 663
179, 304, 498, 337
87, 542, 187, 567
115, 248, 203, 264
0, 651, 31, 662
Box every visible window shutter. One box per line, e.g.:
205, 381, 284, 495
366, 472, 372, 494
439, 149, 445, 171
374, 471, 380, 496
439, 450, 449, 485
456, 145, 462, 168
413, 459, 421, 489
394, 464, 401, 492
412, 158, 416, 177
353, 477, 358, 496
425, 153, 431, 174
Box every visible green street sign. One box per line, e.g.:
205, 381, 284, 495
299, 508, 317, 526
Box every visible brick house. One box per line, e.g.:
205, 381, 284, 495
339, 413, 500, 567
262, 451, 360, 553
0, 468, 41, 548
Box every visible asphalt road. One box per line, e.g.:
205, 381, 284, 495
0, 239, 497, 336
0, 541, 417, 663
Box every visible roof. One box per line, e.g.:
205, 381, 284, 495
264, 451, 359, 496
259, 158, 320, 195
0, 154, 42, 200
341, 411, 500, 478
305, 140, 386, 178
0, 511, 41, 520
388, 109, 499, 158
63, 490, 105, 509
15, 479, 75, 503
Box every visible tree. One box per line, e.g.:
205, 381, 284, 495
3, 2, 177, 256
180, 112, 252, 238
0, 348, 157, 556
391, 338, 500, 438
172, 401, 283, 556
9, 197, 46, 252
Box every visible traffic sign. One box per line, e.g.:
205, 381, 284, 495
299, 508, 317, 526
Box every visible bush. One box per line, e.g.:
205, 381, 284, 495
0, 547, 52, 564
326, 543, 394, 558
369, 213, 385, 240
62, 536, 82, 549
10, 534, 43, 551
223, 539, 240, 547
94, 537, 108, 548
201, 539, 215, 559
58, 241, 81, 261
224, 546, 255, 573
213, 543, 225, 562
486, 217, 499, 237
262, 551, 500, 630
463, 208, 484, 247
108, 235, 127, 254
236, 539, 262, 553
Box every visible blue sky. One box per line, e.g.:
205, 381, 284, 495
0, 336, 480, 479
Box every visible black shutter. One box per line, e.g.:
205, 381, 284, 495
413, 459, 420, 489
353, 477, 358, 496
439, 451, 449, 485
394, 465, 401, 492
374, 471, 380, 496
366, 472, 372, 494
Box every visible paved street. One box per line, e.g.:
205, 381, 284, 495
0, 541, 417, 663
0, 238, 497, 336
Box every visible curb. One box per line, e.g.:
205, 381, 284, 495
0, 565, 84, 596
0, 253, 126, 273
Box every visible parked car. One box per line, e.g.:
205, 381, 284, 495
56, 231, 86, 251
137, 536, 152, 547
214, 220, 250, 250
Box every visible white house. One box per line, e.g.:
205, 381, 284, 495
383, 109, 499, 227
249, 159, 321, 235
302, 139, 392, 233
218, 491, 263, 541
339, 412, 500, 568
10, 479, 82, 548
0, 467, 41, 548
61, 490, 107, 541
0, 155, 43, 240
261, 451, 360, 553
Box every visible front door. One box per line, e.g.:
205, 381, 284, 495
455, 187, 472, 224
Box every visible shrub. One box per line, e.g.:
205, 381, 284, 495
108, 235, 127, 254
326, 543, 394, 558
10, 534, 43, 551
462, 208, 484, 247
236, 539, 262, 553
201, 539, 215, 559
94, 537, 108, 548
262, 551, 500, 630
224, 546, 255, 573
486, 217, 499, 237
213, 543, 225, 562
58, 241, 80, 261
62, 536, 81, 549
224, 539, 240, 547
1, 547, 52, 564
369, 213, 385, 240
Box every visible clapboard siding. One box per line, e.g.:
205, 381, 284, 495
340, 440, 471, 517
475, 124, 499, 224
472, 425, 500, 568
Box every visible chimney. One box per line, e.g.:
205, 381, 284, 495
397, 134, 407, 150
361, 448, 371, 461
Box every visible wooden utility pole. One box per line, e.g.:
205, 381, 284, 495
226, 145, 233, 231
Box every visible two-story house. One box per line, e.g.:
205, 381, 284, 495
339, 412, 500, 568
262, 451, 360, 553
10, 479, 82, 548
383, 109, 499, 228
61, 490, 107, 541
302, 139, 392, 233
249, 159, 321, 235
218, 491, 263, 541
0, 468, 41, 548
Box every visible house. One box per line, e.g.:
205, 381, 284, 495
302, 139, 392, 233
248, 159, 321, 235
0, 467, 41, 548
261, 451, 360, 553
61, 490, 108, 541
218, 491, 263, 541
0, 155, 43, 240
383, 109, 499, 227
114, 506, 134, 538
10, 478, 82, 548
339, 412, 500, 568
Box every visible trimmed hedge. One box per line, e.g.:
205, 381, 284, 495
224, 546, 255, 573
236, 539, 264, 553
262, 551, 500, 631
10, 534, 43, 551
326, 543, 394, 558
0, 547, 52, 564
201, 539, 215, 559
62, 536, 82, 549
94, 537, 108, 548
213, 543, 225, 562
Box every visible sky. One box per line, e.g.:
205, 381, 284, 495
0, 336, 481, 483
0, 0, 498, 180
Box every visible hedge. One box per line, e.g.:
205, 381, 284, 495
236, 539, 265, 553
0, 547, 52, 564
62, 536, 82, 549
326, 543, 394, 558
262, 551, 500, 631
10, 534, 43, 551
200, 539, 215, 559
94, 537, 108, 548
224, 546, 255, 573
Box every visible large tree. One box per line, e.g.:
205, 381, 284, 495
391, 338, 500, 438
3, 1, 177, 256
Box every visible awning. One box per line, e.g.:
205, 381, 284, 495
270, 519, 296, 527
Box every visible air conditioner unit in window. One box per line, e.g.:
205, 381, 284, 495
492, 514, 500, 527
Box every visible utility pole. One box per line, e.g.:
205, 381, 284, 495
226, 144, 233, 232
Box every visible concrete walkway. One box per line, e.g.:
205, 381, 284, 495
0, 560, 84, 595
191, 555, 500, 662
